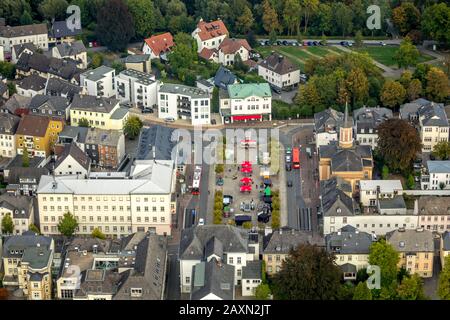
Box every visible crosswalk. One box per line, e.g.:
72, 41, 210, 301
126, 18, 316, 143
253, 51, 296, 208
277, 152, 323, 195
298, 207, 312, 231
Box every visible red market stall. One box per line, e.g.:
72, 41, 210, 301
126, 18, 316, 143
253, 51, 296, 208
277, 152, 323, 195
240, 166, 253, 174
240, 185, 252, 193
240, 177, 253, 185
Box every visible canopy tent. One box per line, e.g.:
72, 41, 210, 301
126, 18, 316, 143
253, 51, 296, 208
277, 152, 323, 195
240, 185, 252, 192
264, 186, 271, 196
241, 161, 252, 168
240, 177, 253, 185
263, 179, 272, 186
240, 166, 253, 173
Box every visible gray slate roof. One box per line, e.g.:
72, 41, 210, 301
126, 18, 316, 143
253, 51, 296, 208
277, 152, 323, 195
427, 161, 450, 174
21, 246, 52, 269
325, 225, 373, 254
442, 231, 450, 251
0, 194, 33, 219
258, 52, 299, 75
419, 103, 448, 127
136, 125, 177, 161
54, 142, 91, 171
386, 229, 434, 253
314, 108, 344, 134
417, 196, 450, 216
242, 260, 262, 280
3, 233, 52, 258
45, 77, 82, 101
49, 20, 82, 38
29, 94, 70, 113
0, 23, 47, 37
55, 41, 86, 57
191, 258, 235, 300
320, 177, 357, 217
0, 113, 20, 135
214, 66, 237, 90
58, 125, 88, 142
16, 74, 46, 91
264, 228, 324, 254
353, 106, 393, 133
71, 94, 119, 113
378, 195, 406, 210
1, 94, 32, 114
12, 43, 37, 57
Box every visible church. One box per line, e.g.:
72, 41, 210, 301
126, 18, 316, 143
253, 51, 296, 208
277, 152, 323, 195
318, 105, 373, 193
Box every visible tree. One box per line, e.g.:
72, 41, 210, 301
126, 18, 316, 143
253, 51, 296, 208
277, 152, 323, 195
376, 119, 422, 173
233, 53, 248, 73
96, 0, 135, 51
1, 214, 14, 234
28, 223, 40, 234
78, 117, 90, 127
421, 3, 450, 44
168, 32, 197, 71
425, 67, 449, 102
255, 283, 271, 299
392, 2, 421, 35
124, 115, 143, 139
353, 282, 372, 300
380, 81, 406, 108
382, 165, 389, 179
394, 38, 420, 69
111, 61, 125, 73
236, 6, 254, 35
126, 0, 155, 38
302, 0, 319, 35
268, 29, 277, 45
407, 79, 422, 101
90, 53, 104, 69
20, 11, 33, 25
283, 0, 301, 36
92, 227, 106, 239
354, 30, 363, 48
295, 82, 322, 114
57, 212, 78, 237
346, 67, 369, 106
399, 70, 413, 89
242, 221, 252, 229
439, 255, 450, 299
0, 61, 16, 80
272, 244, 342, 300
262, 0, 280, 34
368, 239, 399, 289
333, 2, 353, 38
38, 0, 69, 20
22, 146, 29, 168
396, 274, 427, 300
432, 141, 450, 160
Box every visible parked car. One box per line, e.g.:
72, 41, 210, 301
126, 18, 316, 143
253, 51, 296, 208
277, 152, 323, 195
379, 41, 386, 46
282, 40, 288, 45
211, 119, 216, 125
307, 41, 314, 46
216, 177, 224, 186
286, 163, 292, 171
285, 155, 292, 163
306, 147, 312, 158
285, 147, 292, 155
164, 117, 175, 122
287, 180, 293, 187
142, 108, 153, 113
313, 41, 319, 46
198, 218, 205, 226
235, 214, 252, 226
257, 212, 270, 223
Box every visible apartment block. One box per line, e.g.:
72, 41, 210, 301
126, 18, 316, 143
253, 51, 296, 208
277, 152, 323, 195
116, 69, 157, 109
80, 66, 116, 98
0, 23, 48, 52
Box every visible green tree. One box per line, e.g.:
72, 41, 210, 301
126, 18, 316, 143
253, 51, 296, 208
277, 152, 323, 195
376, 119, 422, 173
394, 38, 420, 69
432, 141, 450, 160
438, 255, 450, 299
255, 283, 271, 299
96, 0, 135, 51
353, 282, 372, 300
236, 6, 254, 35
368, 239, 399, 289
111, 61, 125, 73
406, 174, 415, 190
262, 0, 280, 34
92, 227, 106, 239
233, 53, 248, 73
22, 147, 29, 168
380, 81, 406, 108
425, 67, 449, 102
1, 214, 14, 234
38, 0, 69, 20
57, 212, 78, 237
124, 115, 143, 139
413, 63, 432, 86
301, 0, 319, 35
126, 0, 155, 38
90, 53, 104, 69
421, 3, 450, 44
242, 221, 252, 229
407, 79, 422, 101
295, 82, 322, 114
392, 2, 421, 35
399, 70, 413, 89
354, 30, 363, 48
20, 11, 33, 25
168, 32, 197, 71
28, 223, 40, 234
283, 0, 301, 36
78, 117, 90, 127
269, 29, 277, 45
382, 165, 389, 179
397, 274, 427, 300
0, 61, 16, 80
346, 67, 369, 106
333, 2, 353, 38
272, 244, 342, 300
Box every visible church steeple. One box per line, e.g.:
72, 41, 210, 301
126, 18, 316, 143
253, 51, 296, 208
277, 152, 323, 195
339, 102, 353, 148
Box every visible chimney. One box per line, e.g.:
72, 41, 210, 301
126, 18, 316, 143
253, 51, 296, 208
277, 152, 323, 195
279, 228, 282, 235
278, 55, 283, 62
36, 243, 41, 247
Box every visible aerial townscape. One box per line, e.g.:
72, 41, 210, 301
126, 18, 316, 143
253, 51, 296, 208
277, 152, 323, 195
0, 0, 449, 303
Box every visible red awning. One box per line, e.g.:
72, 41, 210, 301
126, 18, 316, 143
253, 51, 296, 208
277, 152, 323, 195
240, 185, 252, 192
232, 115, 262, 121
241, 167, 253, 173
240, 177, 252, 185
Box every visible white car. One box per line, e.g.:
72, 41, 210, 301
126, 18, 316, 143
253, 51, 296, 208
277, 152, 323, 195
198, 218, 205, 226
164, 117, 175, 123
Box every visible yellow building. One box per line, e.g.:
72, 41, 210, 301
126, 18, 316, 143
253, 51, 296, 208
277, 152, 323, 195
387, 228, 434, 278
319, 105, 373, 192
15, 114, 64, 157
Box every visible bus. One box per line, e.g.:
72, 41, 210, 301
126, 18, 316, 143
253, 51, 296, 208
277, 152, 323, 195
292, 147, 300, 169
192, 165, 202, 195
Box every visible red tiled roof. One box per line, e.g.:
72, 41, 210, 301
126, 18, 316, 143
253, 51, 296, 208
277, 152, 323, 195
196, 19, 229, 41
199, 48, 217, 60
144, 32, 174, 56
219, 38, 252, 55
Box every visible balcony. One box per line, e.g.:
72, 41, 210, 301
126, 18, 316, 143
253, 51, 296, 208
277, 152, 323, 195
137, 88, 143, 94
97, 83, 104, 90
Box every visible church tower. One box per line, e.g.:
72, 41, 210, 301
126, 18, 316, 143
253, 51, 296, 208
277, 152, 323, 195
339, 102, 353, 149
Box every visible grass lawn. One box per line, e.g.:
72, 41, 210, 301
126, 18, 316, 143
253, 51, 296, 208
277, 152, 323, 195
353, 46, 434, 67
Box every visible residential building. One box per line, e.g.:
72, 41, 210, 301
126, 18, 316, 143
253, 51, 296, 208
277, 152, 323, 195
15, 74, 47, 97
11, 43, 36, 64
258, 53, 300, 91
359, 180, 403, 207
196, 79, 214, 95
353, 106, 393, 148
213, 66, 238, 90
179, 225, 259, 293
321, 177, 418, 236
0, 77, 8, 100
37, 160, 176, 237
52, 41, 87, 69
421, 161, 450, 190
142, 32, 174, 60
191, 19, 229, 53
0, 94, 32, 116
84, 127, 125, 169
16, 52, 82, 85
29, 94, 71, 121
0, 194, 34, 235
190, 258, 235, 300
2, 233, 54, 300
56, 233, 167, 300
123, 54, 151, 73
440, 231, 450, 268
0, 23, 48, 52
158, 83, 210, 125
200, 38, 252, 67
50, 142, 91, 176
400, 99, 449, 152
80, 66, 116, 98
15, 114, 64, 157
45, 77, 83, 101
387, 228, 434, 278
116, 69, 157, 109
263, 227, 324, 276
314, 108, 344, 148
48, 20, 82, 44
4, 156, 49, 196
57, 125, 88, 147
325, 225, 373, 279
319, 106, 373, 192
70, 94, 129, 131
241, 260, 262, 297
416, 196, 450, 233
219, 83, 272, 124
0, 112, 20, 158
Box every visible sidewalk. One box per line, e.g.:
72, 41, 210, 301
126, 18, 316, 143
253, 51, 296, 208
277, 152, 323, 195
279, 144, 288, 227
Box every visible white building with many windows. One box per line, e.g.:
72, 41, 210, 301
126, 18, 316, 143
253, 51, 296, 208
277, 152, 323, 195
0, 23, 48, 53
421, 161, 450, 190
359, 180, 403, 207
158, 83, 210, 125
116, 69, 158, 109
258, 53, 300, 91
80, 66, 116, 98
37, 160, 176, 237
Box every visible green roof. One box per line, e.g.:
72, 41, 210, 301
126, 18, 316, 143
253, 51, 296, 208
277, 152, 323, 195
21, 247, 52, 270
227, 83, 272, 99
193, 262, 205, 287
